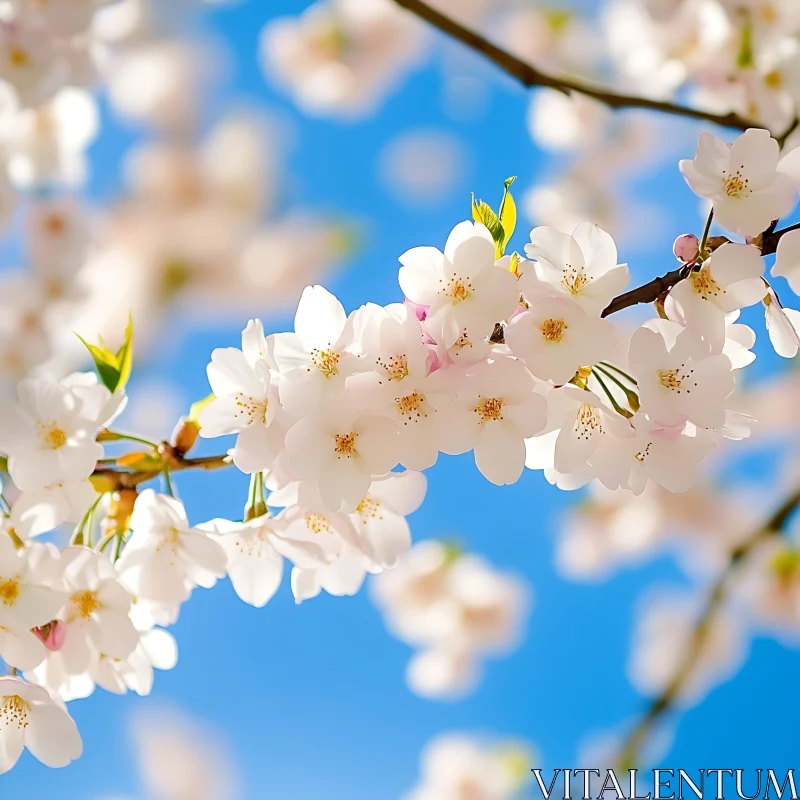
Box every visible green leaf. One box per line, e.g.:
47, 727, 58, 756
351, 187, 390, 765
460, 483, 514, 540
114, 313, 134, 392
77, 314, 134, 393
471, 196, 505, 247
189, 393, 215, 422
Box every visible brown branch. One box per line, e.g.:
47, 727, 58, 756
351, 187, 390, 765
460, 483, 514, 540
616, 484, 800, 769
762, 221, 800, 256
601, 267, 685, 318
394, 0, 764, 133
91, 449, 232, 492
600, 223, 800, 318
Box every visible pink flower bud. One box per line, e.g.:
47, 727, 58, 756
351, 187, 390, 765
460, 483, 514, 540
33, 620, 66, 652
673, 233, 699, 263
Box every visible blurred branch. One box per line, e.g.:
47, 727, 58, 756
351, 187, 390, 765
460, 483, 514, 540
393, 0, 764, 133
616, 484, 800, 769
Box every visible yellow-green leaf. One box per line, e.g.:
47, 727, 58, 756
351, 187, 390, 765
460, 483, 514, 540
189, 393, 215, 422
77, 313, 134, 393
114, 313, 134, 392
498, 177, 518, 257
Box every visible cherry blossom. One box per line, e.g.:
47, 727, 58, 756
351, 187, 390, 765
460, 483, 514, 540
506, 296, 616, 385
0, 539, 64, 671
284, 402, 400, 513
0, 378, 104, 491
268, 285, 362, 415
199, 319, 285, 474
116, 491, 227, 607
668, 243, 765, 353
435, 357, 547, 486
628, 321, 735, 429
679, 129, 797, 237
544, 384, 633, 475
398, 221, 520, 349
0, 676, 82, 773
201, 514, 326, 608
523, 223, 630, 313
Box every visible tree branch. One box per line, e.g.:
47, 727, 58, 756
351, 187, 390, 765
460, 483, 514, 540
92, 450, 232, 492
393, 0, 762, 133
616, 484, 800, 769
600, 223, 800, 318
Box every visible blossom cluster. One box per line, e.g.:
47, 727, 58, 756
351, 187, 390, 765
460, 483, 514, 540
200, 129, 800, 508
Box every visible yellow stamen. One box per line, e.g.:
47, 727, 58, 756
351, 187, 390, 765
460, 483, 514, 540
541, 318, 567, 342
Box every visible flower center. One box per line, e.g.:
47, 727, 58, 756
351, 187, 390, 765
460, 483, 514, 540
39, 424, 67, 449
356, 497, 382, 521
333, 431, 358, 458
311, 348, 340, 378
474, 397, 504, 422
445, 274, 472, 304
0, 578, 20, 607
379, 354, 409, 381
0, 695, 28, 729
562, 265, 590, 295
723, 167, 750, 198
71, 590, 100, 620
541, 318, 567, 342
658, 366, 695, 393
396, 391, 426, 419
690, 267, 723, 300
234, 393, 268, 424
304, 513, 332, 534
8, 47, 29, 69
575, 404, 601, 439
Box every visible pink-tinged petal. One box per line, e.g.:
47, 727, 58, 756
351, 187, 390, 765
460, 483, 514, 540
474, 424, 525, 486
227, 544, 283, 608
679, 159, 722, 197
232, 421, 282, 474
693, 132, 732, 179
140, 628, 178, 671
318, 460, 368, 513
443, 221, 491, 262
26, 702, 82, 767
355, 416, 400, 476
97, 611, 139, 659
766, 302, 800, 358
0, 402, 35, 454
367, 470, 427, 516
206, 348, 262, 398
319, 553, 367, 597
730, 128, 779, 188
291, 567, 321, 604
294, 285, 347, 346
0, 626, 46, 671
0, 721, 25, 774
773, 228, 800, 294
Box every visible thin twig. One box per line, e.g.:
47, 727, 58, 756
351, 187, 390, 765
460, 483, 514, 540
616, 485, 800, 769
393, 0, 765, 133
601, 222, 800, 318
92, 451, 232, 491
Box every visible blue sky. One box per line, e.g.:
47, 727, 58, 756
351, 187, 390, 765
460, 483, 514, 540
4, 1, 800, 798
